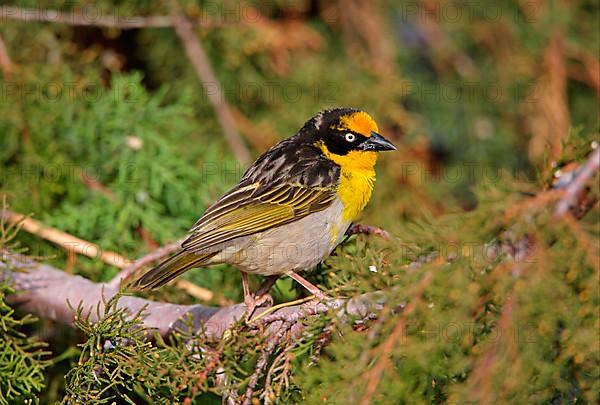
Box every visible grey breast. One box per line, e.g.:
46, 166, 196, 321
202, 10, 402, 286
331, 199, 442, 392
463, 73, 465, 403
211, 198, 349, 276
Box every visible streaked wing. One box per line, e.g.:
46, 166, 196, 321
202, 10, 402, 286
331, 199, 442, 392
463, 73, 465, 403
181, 182, 336, 253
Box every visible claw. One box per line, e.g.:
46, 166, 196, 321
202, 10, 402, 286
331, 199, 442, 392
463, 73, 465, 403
244, 292, 273, 321
241, 272, 278, 321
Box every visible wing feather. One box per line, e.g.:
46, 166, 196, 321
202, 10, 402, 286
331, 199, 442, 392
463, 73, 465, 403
181, 183, 336, 254
181, 141, 340, 255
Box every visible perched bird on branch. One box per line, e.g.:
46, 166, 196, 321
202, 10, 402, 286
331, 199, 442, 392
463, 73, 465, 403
132, 108, 396, 315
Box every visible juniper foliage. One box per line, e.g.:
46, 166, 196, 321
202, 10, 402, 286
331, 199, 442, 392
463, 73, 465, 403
0, 282, 51, 405
0, 0, 598, 403
0, 219, 51, 404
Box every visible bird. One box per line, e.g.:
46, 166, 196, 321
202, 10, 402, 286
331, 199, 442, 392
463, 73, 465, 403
131, 107, 396, 314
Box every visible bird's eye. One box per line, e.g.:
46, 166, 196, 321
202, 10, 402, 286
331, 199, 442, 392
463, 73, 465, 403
345, 133, 356, 142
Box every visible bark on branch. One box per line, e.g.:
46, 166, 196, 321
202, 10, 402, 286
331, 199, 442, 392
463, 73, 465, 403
0, 252, 384, 340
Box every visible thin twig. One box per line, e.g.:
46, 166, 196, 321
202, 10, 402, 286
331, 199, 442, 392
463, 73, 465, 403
1, 211, 215, 301
554, 148, 600, 216
0, 33, 13, 78
243, 336, 282, 405
248, 295, 316, 323
263, 342, 295, 402
81, 173, 116, 201
359, 271, 433, 405
107, 237, 185, 287
0, 209, 131, 268
346, 223, 391, 239
0, 251, 384, 340
170, 6, 251, 166
469, 293, 516, 403
566, 44, 600, 94
0, 6, 172, 29
175, 279, 214, 302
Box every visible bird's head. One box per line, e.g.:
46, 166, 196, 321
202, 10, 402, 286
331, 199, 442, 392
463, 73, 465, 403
304, 108, 396, 170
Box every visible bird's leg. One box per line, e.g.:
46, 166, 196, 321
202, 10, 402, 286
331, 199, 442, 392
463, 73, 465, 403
241, 272, 275, 319
241, 271, 254, 308
254, 275, 279, 304
287, 271, 330, 301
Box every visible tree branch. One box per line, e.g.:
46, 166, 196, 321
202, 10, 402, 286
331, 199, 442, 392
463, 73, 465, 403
554, 148, 600, 217
0, 209, 131, 268
0, 6, 173, 29
170, 6, 251, 166
346, 223, 391, 239
359, 271, 433, 405
0, 251, 384, 340
0, 33, 13, 78
1, 4, 251, 165
107, 237, 185, 288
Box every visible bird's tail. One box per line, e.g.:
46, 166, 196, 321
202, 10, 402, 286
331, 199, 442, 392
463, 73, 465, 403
131, 250, 216, 290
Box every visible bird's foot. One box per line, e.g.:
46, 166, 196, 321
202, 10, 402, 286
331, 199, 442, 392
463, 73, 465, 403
244, 292, 274, 321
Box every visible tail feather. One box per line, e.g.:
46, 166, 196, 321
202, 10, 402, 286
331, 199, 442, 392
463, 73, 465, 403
131, 250, 215, 290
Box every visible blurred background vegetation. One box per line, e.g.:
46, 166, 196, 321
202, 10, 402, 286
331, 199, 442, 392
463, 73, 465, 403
0, 0, 598, 403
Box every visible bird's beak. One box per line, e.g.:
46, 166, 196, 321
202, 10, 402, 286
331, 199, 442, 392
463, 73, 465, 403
359, 131, 397, 151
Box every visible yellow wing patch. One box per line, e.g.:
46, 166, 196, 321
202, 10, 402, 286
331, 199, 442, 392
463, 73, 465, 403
335, 111, 379, 137
182, 183, 336, 253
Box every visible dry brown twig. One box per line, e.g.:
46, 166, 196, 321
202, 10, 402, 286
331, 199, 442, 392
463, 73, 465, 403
243, 334, 285, 405
0, 209, 131, 268
0, 33, 13, 78
107, 236, 185, 287
527, 30, 570, 163
359, 271, 434, 405
554, 148, 600, 217
0, 251, 384, 339
1, 4, 251, 166
0, 209, 219, 301
170, 5, 251, 166
503, 188, 564, 221
566, 45, 600, 94
0, 5, 172, 29
412, 0, 478, 79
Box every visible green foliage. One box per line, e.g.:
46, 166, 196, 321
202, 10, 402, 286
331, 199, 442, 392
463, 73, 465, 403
299, 208, 600, 404
0, 202, 50, 404
1, 69, 238, 281
62, 293, 321, 404
0, 282, 50, 404
0, 0, 598, 403
63, 295, 222, 404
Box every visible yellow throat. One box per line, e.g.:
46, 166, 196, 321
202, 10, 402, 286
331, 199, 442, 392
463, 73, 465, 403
319, 145, 377, 222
